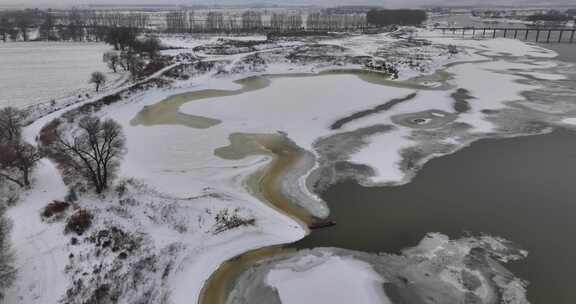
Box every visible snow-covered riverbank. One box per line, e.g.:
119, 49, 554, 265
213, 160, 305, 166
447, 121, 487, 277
228, 234, 530, 304
4, 28, 576, 304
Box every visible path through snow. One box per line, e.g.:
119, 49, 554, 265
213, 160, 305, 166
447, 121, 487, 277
4, 160, 69, 303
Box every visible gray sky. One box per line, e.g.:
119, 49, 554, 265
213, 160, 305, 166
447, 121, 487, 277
0, 0, 574, 9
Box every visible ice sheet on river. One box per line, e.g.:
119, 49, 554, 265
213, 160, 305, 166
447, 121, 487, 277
227, 233, 529, 304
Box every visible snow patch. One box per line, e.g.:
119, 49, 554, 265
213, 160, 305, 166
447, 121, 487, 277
266, 254, 391, 304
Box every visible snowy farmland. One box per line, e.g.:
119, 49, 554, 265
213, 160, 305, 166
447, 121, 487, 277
0, 42, 116, 108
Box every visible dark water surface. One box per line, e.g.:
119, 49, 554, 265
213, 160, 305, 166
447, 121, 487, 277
541, 43, 576, 63
295, 129, 576, 303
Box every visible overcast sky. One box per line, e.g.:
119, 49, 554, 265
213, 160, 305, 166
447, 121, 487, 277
1, 0, 574, 9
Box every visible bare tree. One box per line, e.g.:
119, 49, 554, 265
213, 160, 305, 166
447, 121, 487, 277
54, 116, 125, 194
0, 107, 23, 143
125, 53, 145, 82
132, 36, 162, 59
0, 141, 44, 188
89, 71, 106, 92
104, 27, 138, 51
103, 51, 120, 73
0, 107, 43, 188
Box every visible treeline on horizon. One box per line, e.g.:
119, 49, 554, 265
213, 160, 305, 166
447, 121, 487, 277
527, 10, 575, 22
165, 10, 368, 33
0, 7, 429, 42
0, 9, 149, 42
366, 9, 428, 26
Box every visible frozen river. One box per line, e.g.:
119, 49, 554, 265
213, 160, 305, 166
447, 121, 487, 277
0, 42, 112, 108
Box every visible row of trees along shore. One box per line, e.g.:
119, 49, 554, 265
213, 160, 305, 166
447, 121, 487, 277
164, 10, 425, 33
0, 9, 149, 42
0, 8, 429, 41
527, 11, 575, 23
166, 11, 366, 32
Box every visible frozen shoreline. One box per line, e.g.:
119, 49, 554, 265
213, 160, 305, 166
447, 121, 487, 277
4, 29, 576, 304
227, 234, 530, 304
187, 32, 576, 304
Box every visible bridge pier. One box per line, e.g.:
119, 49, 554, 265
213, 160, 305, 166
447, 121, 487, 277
514, 29, 518, 39
570, 30, 575, 43
503, 28, 508, 38
536, 30, 540, 42
558, 30, 564, 43
546, 30, 552, 43
524, 29, 529, 40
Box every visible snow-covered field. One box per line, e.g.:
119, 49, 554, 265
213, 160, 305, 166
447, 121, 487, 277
0, 42, 118, 109
4, 28, 576, 304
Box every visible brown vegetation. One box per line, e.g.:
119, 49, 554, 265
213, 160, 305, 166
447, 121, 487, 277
65, 209, 93, 235
41, 201, 71, 219
213, 209, 256, 234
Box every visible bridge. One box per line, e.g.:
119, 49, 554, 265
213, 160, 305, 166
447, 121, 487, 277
435, 27, 576, 44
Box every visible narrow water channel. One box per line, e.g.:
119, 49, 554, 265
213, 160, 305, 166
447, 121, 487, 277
295, 128, 576, 303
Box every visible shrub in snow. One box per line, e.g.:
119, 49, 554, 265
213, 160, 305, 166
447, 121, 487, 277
39, 119, 62, 146
3, 191, 19, 207
65, 209, 93, 236
89, 226, 139, 254
114, 178, 141, 198
41, 200, 71, 221
448, 45, 459, 55
213, 208, 256, 234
